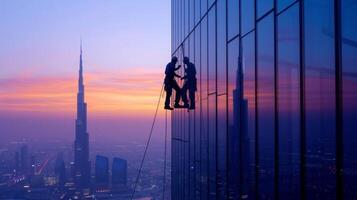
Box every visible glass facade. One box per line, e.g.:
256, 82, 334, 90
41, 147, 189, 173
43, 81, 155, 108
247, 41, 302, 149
171, 0, 357, 199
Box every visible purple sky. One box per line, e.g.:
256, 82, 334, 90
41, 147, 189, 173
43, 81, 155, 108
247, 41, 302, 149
0, 0, 171, 143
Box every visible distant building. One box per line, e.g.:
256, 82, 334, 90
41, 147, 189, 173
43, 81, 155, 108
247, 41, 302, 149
55, 153, 66, 187
112, 158, 127, 186
95, 155, 109, 185
74, 41, 91, 188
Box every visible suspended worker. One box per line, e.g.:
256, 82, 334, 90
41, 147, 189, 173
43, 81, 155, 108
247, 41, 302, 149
181, 57, 197, 110
164, 56, 183, 110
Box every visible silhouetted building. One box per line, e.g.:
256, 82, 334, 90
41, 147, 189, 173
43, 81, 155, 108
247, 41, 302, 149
74, 41, 91, 188
95, 155, 109, 185
171, 0, 357, 199
55, 153, 66, 187
112, 158, 127, 186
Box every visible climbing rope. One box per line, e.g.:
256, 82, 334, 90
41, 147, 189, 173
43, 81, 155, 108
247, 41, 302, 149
130, 83, 166, 200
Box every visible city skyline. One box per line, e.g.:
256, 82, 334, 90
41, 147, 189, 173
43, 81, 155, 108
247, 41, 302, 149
0, 0, 170, 143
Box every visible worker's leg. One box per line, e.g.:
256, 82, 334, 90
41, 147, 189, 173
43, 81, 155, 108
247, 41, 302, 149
181, 82, 189, 106
172, 81, 181, 105
189, 88, 195, 109
164, 86, 172, 107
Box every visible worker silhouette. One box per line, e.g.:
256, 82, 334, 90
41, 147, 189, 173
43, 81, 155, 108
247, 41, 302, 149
164, 56, 183, 110
181, 57, 197, 110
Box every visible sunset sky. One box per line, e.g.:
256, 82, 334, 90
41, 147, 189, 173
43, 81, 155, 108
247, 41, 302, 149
0, 0, 171, 143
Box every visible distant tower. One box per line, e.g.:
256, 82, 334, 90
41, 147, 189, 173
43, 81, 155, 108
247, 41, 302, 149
112, 158, 127, 186
95, 155, 109, 186
74, 41, 91, 188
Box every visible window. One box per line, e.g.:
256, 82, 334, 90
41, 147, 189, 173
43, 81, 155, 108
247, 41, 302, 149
257, 0, 273, 18
342, 0, 357, 198
242, 31, 256, 199
304, 1, 336, 199
241, 0, 255, 35
277, 4, 300, 199
257, 13, 275, 200
228, 0, 239, 40
208, 7, 217, 93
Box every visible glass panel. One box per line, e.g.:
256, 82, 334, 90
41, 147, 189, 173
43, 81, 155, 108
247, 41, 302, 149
342, 0, 357, 199
194, 26, 202, 199
227, 37, 239, 199
201, 99, 209, 199
228, 0, 239, 40
195, 0, 201, 25
277, 4, 300, 200
208, 94, 217, 198
185, 0, 189, 36
190, 0, 195, 31
217, 94, 228, 199
217, 0, 227, 95
241, 0, 255, 35
202, 0, 208, 17
242, 31, 256, 200
208, 0, 215, 7
201, 17, 208, 99
257, 13, 275, 200
257, 0, 273, 18
304, 1, 336, 199
278, 0, 297, 12
208, 7, 217, 93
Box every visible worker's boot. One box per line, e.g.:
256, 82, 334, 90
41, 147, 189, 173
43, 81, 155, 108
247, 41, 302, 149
164, 105, 173, 110
174, 103, 185, 108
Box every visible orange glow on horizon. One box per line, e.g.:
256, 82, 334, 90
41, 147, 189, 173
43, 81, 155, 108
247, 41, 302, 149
0, 69, 165, 117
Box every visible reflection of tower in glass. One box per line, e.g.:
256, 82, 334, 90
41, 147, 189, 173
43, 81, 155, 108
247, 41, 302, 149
229, 56, 249, 199
74, 42, 91, 188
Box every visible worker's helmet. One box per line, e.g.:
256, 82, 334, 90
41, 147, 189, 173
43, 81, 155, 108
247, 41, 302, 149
171, 56, 178, 63
183, 57, 189, 63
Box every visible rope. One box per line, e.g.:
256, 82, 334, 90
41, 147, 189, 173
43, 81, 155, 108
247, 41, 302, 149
130, 83, 164, 200
162, 110, 168, 199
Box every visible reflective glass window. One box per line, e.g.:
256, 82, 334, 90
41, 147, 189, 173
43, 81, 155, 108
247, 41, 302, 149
208, 7, 217, 93
278, 0, 297, 12
304, 1, 336, 199
195, 0, 201, 24
201, 99, 209, 199
342, 0, 357, 198
227, 37, 239, 199
201, 17, 208, 98
241, 0, 255, 35
228, 0, 239, 40
217, 94, 228, 198
257, 13, 275, 200
257, 0, 273, 18
208, 94, 217, 198
202, 0, 208, 16
277, 4, 300, 200
242, 31, 256, 200
217, 0, 227, 95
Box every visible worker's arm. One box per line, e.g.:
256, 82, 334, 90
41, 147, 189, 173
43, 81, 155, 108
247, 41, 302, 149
174, 65, 182, 71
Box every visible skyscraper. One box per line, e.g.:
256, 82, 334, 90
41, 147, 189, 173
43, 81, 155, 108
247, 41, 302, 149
95, 155, 109, 185
112, 158, 127, 186
74, 41, 91, 188
171, 0, 357, 199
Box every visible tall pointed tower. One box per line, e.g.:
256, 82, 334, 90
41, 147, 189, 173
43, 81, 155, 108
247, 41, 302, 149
74, 41, 91, 188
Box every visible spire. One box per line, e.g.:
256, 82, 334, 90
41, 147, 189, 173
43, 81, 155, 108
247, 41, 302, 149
78, 39, 84, 93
